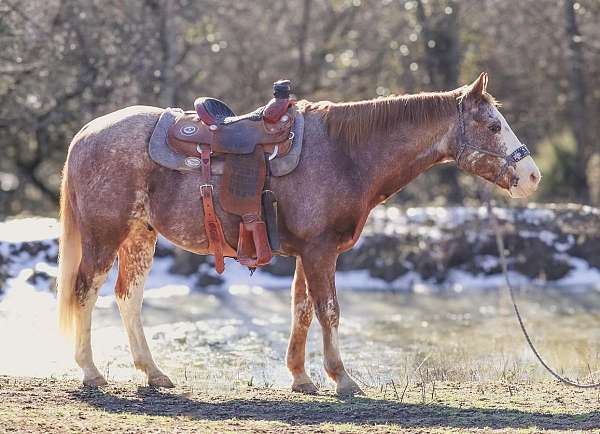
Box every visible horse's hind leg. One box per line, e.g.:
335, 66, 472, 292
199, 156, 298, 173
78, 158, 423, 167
286, 257, 318, 393
115, 223, 174, 388
74, 238, 118, 387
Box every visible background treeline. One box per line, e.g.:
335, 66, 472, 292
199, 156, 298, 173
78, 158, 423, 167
1, 0, 599, 217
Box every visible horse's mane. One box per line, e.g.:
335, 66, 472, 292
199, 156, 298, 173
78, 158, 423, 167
303, 87, 498, 150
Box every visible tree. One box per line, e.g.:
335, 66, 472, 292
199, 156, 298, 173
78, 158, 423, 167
564, 0, 591, 200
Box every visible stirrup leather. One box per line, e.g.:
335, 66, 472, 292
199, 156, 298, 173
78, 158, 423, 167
198, 145, 226, 274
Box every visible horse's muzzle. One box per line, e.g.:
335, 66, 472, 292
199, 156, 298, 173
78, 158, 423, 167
508, 156, 541, 198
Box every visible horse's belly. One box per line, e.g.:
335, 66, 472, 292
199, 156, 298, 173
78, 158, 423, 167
147, 168, 240, 254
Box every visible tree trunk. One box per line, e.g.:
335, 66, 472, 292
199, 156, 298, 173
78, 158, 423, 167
416, 0, 463, 203
297, 0, 312, 91
158, 1, 178, 107
416, 0, 460, 90
564, 0, 590, 201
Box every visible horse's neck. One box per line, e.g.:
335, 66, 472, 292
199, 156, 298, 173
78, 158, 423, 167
356, 116, 456, 206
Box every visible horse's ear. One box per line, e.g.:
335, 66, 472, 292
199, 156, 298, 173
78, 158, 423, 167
468, 72, 488, 100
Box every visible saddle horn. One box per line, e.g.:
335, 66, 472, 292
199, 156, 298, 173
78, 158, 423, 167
263, 80, 292, 124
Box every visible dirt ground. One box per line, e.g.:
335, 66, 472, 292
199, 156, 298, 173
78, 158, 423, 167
1, 376, 600, 433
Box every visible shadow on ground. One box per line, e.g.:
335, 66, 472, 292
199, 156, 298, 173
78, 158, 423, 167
72, 386, 600, 430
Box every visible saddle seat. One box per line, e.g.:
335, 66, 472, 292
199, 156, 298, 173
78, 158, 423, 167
195, 80, 293, 126
165, 80, 296, 274
194, 97, 264, 125
195, 97, 237, 124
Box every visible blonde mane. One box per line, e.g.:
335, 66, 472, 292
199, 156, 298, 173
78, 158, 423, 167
304, 88, 498, 149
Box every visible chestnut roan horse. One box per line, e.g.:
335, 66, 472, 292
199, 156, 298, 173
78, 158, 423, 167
57, 73, 540, 394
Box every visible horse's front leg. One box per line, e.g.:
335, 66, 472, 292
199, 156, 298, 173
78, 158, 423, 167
301, 247, 364, 396
286, 257, 318, 393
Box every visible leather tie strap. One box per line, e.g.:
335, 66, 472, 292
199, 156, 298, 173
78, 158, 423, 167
199, 145, 226, 274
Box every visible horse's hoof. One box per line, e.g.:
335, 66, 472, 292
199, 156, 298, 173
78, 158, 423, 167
292, 381, 319, 394
148, 374, 175, 388
336, 379, 365, 397
83, 376, 108, 387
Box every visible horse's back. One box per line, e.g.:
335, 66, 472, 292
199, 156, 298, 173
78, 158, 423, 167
70, 105, 162, 152
66, 105, 164, 228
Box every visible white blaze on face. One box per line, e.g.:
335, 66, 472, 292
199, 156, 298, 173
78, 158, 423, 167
492, 107, 541, 198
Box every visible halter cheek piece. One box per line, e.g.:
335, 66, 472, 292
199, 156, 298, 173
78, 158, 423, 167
456, 102, 530, 188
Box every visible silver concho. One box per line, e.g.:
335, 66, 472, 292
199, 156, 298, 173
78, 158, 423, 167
184, 157, 202, 168
181, 125, 198, 136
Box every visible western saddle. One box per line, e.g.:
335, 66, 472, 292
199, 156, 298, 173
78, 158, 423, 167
163, 80, 297, 274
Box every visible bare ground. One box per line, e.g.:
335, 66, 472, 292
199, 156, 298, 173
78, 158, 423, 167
1, 376, 600, 433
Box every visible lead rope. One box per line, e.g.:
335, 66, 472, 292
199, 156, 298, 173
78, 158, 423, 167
456, 97, 600, 388
482, 181, 600, 388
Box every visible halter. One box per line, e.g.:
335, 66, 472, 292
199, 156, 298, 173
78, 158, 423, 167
456, 101, 530, 188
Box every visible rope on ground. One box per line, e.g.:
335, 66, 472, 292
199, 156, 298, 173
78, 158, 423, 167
484, 186, 600, 388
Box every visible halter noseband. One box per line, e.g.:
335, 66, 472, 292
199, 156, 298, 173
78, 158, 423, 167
456, 101, 530, 188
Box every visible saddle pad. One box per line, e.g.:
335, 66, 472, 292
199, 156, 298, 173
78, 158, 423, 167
149, 108, 303, 177
149, 108, 201, 173
270, 111, 304, 177
149, 108, 226, 174
220, 147, 266, 217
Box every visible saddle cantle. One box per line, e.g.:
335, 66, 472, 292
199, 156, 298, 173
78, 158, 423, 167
149, 80, 302, 274
194, 97, 237, 125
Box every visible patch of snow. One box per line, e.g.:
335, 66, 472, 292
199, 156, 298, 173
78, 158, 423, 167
554, 256, 600, 289
95, 255, 197, 308
579, 204, 600, 216
335, 269, 394, 290
0, 217, 60, 242
539, 230, 557, 246
219, 260, 293, 289
476, 255, 500, 272
518, 229, 557, 246
447, 269, 530, 291
2, 207, 600, 304
520, 207, 556, 224
0, 272, 74, 377
555, 234, 575, 253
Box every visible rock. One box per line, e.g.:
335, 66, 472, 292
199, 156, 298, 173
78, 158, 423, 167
1, 204, 599, 289
0, 251, 11, 293
342, 204, 600, 284
26, 269, 55, 288
168, 250, 208, 276
262, 256, 295, 276
569, 236, 600, 269
196, 272, 224, 287
154, 242, 175, 258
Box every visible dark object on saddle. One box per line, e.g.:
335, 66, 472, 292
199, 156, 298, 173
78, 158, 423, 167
149, 80, 301, 274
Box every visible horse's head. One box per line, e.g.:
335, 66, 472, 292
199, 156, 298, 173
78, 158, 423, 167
454, 72, 541, 198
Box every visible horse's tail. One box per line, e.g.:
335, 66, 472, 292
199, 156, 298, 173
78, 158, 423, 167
57, 162, 82, 336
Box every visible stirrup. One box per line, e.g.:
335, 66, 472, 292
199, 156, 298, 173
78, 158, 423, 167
237, 214, 272, 268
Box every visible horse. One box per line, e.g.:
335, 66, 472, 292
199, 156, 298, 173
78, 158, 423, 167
57, 72, 540, 395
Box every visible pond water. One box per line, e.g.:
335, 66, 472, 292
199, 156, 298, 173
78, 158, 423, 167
2, 272, 600, 390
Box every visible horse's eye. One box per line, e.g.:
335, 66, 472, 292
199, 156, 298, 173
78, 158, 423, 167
489, 123, 501, 133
